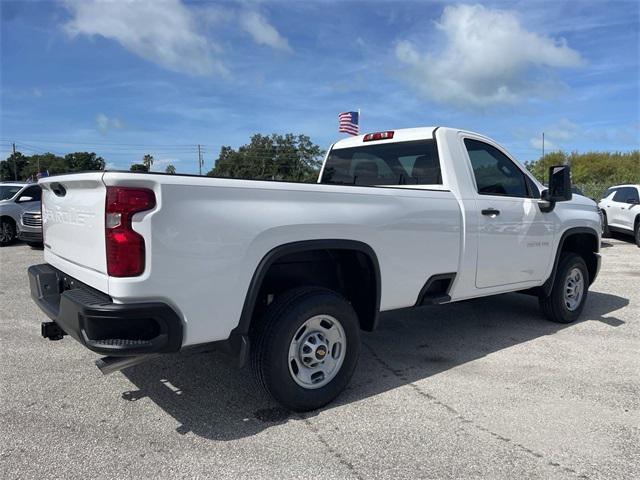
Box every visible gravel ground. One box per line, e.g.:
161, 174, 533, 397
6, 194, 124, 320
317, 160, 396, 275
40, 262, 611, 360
1, 235, 638, 479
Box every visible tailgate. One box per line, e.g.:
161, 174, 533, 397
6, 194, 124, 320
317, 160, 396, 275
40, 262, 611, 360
40, 173, 108, 291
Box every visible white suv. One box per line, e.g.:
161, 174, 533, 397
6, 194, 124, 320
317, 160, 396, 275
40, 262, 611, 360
599, 184, 640, 246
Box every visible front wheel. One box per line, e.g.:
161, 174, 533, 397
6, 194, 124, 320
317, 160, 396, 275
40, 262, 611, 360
251, 287, 361, 411
634, 221, 640, 247
601, 211, 611, 238
539, 253, 589, 323
0, 219, 16, 246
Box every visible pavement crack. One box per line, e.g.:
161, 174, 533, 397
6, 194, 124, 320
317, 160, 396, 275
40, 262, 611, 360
363, 342, 589, 480
298, 414, 365, 480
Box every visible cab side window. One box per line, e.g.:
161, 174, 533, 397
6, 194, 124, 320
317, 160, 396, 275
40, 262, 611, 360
613, 188, 631, 203
614, 187, 639, 204
18, 186, 42, 202
464, 139, 528, 198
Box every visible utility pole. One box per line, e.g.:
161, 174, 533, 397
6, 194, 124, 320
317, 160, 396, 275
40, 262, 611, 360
198, 144, 203, 175
12, 142, 17, 180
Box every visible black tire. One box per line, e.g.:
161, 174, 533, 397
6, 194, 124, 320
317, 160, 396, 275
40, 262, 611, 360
539, 253, 589, 323
601, 212, 611, 238
0, 219, 16, 246
635, 220, 640, 247
26, 242, 44, 249
250, 286, 361, 412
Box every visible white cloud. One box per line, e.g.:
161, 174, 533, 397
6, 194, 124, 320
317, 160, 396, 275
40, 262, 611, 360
239, 10, 292, 52
150, 157, 180, 172
530, 136, 554, 150
62, 0, 226, 76
529, 119, 578, 149
96, 113, 123, 134
395, 4, 584, 108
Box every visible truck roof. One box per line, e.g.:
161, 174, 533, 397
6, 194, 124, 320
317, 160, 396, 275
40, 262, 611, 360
332, 127, 438, 149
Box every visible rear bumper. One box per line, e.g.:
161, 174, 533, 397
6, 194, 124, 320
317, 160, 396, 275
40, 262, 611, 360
28, 263, 183, 356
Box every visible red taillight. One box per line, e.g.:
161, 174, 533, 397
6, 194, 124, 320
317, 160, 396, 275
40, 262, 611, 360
105, 187, 156, 277
363, 131, 394, 142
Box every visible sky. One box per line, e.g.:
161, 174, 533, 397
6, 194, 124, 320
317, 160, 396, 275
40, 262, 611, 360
1, 0, 639, 174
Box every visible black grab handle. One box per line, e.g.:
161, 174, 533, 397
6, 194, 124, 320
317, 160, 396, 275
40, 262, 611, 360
481, 209, 500, 216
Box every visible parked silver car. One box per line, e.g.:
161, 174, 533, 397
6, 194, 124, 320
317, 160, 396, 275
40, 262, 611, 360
18, 208, 43, 247
0, 182, 41, 246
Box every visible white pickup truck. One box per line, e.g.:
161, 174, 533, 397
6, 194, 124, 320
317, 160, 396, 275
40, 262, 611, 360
29, 127, 601, 411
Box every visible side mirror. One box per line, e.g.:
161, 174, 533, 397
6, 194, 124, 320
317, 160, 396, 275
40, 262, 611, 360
547, 165, 572, 202
17, 196, 34, 203
539, 165, 572, 213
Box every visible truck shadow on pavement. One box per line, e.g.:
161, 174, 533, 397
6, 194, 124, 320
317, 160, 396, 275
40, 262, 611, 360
120, 291, 628, 441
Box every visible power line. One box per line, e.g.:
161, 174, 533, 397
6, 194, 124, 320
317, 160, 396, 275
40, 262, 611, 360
4, 139, 211, 148
14, 141, 65, 156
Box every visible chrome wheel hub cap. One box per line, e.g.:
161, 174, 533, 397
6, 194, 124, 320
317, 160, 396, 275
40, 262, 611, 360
288, 315, 346, 389
564, 268, 584, 311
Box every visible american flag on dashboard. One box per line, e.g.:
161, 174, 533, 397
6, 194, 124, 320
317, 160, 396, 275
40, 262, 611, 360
338, 111, 359, 135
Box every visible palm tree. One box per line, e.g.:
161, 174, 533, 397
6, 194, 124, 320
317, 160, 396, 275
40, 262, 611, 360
165, 164, 176, 174
142, 154, 154, 171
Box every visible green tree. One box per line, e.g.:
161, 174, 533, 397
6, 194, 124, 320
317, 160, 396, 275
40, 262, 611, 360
21, 153, 67, 179
130, 163, 148, 172
207, 133, 324, 182
525, 150, 640, 198
1, 151, 106, 180
165, 164, 176, 174
0, 152, 28, 181
142, 154, 154, 171
65, 152, 105, 171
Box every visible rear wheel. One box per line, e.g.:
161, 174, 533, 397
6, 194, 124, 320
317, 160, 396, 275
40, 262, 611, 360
539, 253, 589, 323
251, 287, 360, 411
0, 219, 16, 246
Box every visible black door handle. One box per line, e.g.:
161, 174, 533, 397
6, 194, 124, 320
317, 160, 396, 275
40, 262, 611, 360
481, 208, 500, 216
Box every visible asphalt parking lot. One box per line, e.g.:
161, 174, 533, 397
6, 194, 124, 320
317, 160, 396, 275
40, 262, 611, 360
1, 236, 638, 480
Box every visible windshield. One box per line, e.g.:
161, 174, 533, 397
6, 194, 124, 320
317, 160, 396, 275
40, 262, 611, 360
320, 140, 441, 186
0, 186, 22, 200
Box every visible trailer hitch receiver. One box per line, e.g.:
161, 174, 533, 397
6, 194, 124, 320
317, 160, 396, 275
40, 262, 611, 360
41, 322, 66, 341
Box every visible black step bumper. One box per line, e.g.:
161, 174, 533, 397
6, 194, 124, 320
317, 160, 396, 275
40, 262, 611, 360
28, 264, 183, 356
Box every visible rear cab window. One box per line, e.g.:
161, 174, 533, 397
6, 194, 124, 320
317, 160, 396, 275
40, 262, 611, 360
320, 140, 441, 187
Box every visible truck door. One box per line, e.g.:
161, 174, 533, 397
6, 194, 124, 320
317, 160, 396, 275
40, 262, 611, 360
463, 138, 554, 288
